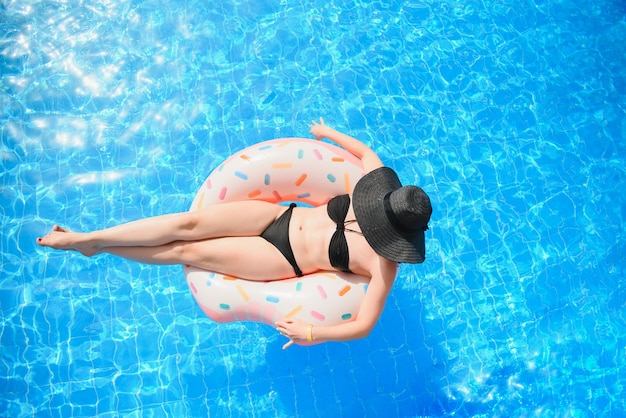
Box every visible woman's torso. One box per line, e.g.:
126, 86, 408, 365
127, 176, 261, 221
288, 198, 380, 277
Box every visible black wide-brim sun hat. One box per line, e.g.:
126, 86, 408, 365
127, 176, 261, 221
353, 167, 432, 264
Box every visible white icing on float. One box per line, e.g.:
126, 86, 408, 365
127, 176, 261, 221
184, 138, 368, 342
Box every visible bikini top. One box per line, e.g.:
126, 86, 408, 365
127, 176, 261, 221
327, 194, 363, 274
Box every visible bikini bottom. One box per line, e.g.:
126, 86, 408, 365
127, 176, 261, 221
260, 203, 303, 277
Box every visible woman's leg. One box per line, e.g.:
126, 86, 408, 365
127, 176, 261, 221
104, 236, 298, 281
37, 201, 287, 256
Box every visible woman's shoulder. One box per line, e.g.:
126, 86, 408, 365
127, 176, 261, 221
367, 256, 399, 286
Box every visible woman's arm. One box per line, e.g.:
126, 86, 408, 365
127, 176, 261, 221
275, 257, 398, 348
309, 118, 384, 173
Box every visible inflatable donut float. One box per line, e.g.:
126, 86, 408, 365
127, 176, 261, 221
183, 138, 369, 341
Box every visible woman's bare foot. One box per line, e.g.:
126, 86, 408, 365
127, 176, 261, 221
36, 225, 99, 257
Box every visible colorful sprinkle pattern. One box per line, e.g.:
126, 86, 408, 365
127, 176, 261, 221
183, 138, 368, 339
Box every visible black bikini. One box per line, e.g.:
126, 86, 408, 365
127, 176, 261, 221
326, 194, 361, 274
260, 203, 303, 277
260, 195, 361, 276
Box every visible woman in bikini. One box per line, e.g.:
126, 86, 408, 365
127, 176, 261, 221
37, 118, 432, 348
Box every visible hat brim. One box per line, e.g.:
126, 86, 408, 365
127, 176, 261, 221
352, 167, 426, 264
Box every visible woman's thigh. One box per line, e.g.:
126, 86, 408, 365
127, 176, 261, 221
182, 236, 297, 280
189, 201, 288, 239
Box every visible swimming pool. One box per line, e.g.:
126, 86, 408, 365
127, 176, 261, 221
1, 0, 625, 416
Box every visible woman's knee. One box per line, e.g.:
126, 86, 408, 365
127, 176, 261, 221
175, 211, 204, 237
167, 240, 203, 265
177, 240, 226, 269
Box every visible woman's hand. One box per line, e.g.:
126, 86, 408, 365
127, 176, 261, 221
309, 117, 332, 140
275, 317, 310, 350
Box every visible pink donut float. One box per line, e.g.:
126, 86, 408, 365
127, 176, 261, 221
183, 138, 369, 341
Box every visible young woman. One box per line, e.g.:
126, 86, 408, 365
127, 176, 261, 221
37, 118, 432, 348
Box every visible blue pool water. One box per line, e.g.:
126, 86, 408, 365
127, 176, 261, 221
2, 0, 625, 416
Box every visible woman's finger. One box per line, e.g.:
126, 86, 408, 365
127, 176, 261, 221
282, 339, 294, 350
